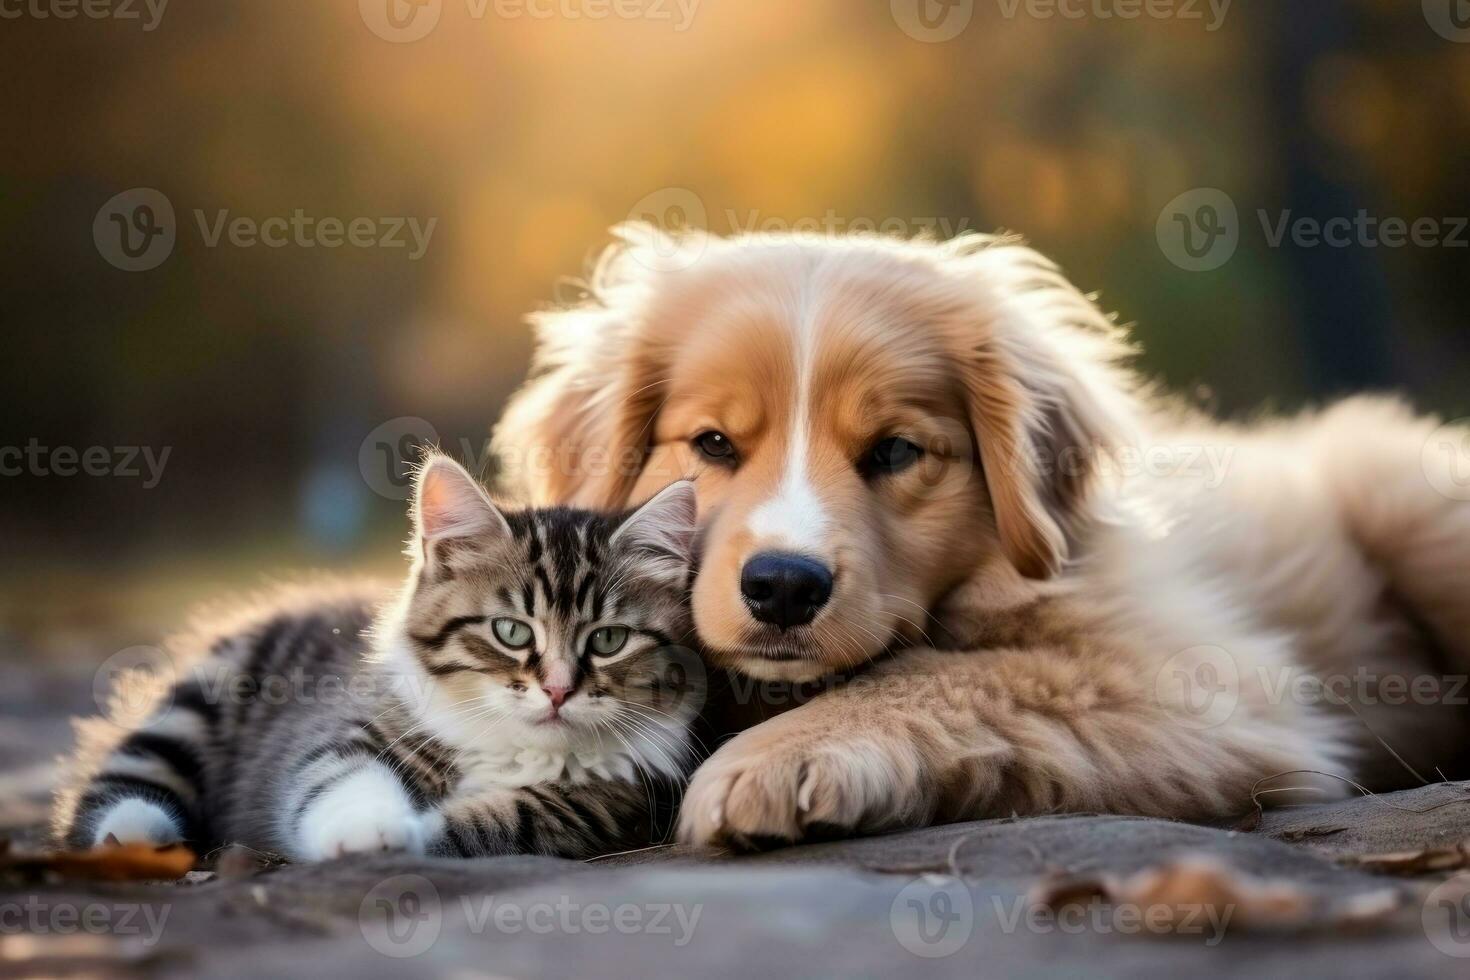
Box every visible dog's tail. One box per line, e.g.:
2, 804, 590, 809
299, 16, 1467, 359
1315, 396, 1470, 670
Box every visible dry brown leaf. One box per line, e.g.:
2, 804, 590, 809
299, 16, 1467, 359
0, 932, 169, 970
1117, 859, 1312, 927
1341, 842, 1470, 875
212, 843, 286, 878
1031, 855, 1401, 934
0, 842, 196, 883
1031, 876, 1110, 908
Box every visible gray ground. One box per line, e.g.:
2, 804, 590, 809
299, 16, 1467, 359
4, 659, 1470, 979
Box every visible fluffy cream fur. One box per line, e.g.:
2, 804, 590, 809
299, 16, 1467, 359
494, 226, 1470, 847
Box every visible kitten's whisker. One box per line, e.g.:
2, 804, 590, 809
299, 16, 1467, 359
605, 708, 691, 821
371, 695, 504, 769
606, 698, 707, 759
589, 704, 690, 836
600, 717, 660, 827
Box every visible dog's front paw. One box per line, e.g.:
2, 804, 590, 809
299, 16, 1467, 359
296, 769, 429, 861
678, 720, 923, 850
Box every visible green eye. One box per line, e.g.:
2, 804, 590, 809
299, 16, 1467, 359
492, 618, 534, 649
588, 626, 630, 656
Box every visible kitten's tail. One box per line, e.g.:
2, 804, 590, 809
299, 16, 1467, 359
57, 674, 217, 851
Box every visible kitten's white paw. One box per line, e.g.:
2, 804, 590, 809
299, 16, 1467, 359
92, 799, 183, 848
297, 768, 428, 861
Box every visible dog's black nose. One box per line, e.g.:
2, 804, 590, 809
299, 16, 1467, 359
740, 552, 834, 630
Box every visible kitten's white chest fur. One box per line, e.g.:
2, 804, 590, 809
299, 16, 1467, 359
454, 736, 638, 790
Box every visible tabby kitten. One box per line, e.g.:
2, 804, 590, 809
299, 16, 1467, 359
57, 456, 703, 861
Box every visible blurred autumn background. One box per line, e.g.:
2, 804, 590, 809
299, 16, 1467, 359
2, 0, 1469, 661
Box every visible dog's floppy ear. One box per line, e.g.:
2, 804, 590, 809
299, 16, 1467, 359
493, 223, 702, 508
941, 236, 1138, 579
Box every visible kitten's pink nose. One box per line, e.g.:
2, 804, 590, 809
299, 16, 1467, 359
542, 685, 570, 710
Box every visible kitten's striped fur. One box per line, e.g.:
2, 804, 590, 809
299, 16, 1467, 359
56, 457, 704, 861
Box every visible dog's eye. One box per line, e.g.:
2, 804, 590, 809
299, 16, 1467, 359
692, 431, 736, 463
863, 436, 924, 477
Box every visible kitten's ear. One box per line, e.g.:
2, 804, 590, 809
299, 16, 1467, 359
609, 480, 697, 563
412, 455, 512, 561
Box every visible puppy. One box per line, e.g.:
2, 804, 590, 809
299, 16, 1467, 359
494, 225, 1470, 847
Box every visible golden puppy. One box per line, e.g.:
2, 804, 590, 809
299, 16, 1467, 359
495, 225, 1470, 847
